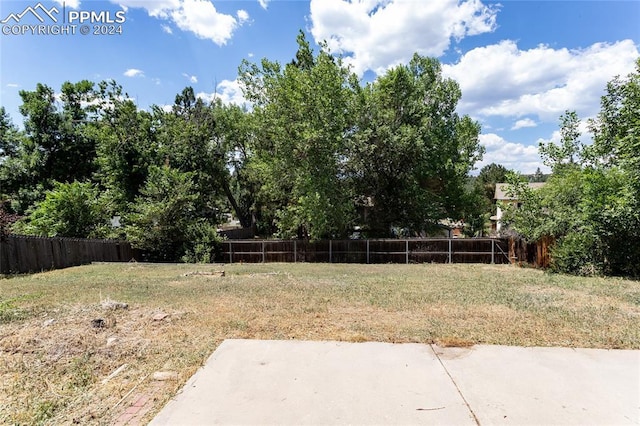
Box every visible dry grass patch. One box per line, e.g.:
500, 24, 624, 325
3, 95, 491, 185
1, 262, 639, 424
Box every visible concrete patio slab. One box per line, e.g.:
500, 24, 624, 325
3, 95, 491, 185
150, 339, 640, 426
435, 344, 640, 425
150, 339, 475, 425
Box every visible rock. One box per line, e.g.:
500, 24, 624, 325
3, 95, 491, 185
101, 300, 128, 310
43, 318, 56, 327
152, 371, 178, 381
101, 364, 128, 385
106, 337, 118, 347
152, 312, 169, 321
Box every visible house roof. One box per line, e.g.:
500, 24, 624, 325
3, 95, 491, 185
494, 182, 545, 200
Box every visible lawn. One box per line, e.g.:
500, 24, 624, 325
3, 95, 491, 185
1, 262, 639, 424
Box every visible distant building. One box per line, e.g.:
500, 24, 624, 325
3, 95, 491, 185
491, 182, 545, 233
437, 219, 465, 238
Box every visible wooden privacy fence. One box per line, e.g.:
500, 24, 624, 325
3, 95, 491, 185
509, 236, 553, 269
1, 234, 134, 274
221, 238, 513, 264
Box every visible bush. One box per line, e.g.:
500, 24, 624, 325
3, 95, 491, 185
182, 220, 222, 263
549, 232, 602, 276
12, 181, 105, 238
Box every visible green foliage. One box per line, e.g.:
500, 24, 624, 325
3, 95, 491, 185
548, 232, 600, 276
0, 106, 22, 158
182, 220, 222, 263
471, 163, 512, 230
91, 81, 160, 212
506, 58, 640, 277
539, 110, 583, 169
476, 163, 510, 200
12, 181, 106, 238
240, 31, 357, 239
347, 54, 483, 236
125, 165, 221, 262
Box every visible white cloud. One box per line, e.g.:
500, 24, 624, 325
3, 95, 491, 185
123, 68, 144, 77
443, 39, 639, 122
248, 52, 254, 58
111, 0, 180, 18
258, 0, 269, 10
111, 0, 247, 45
197, 79, 248, 107
511, 118, 537, 130
6, 83, 19, 88
161, 24, 173, 34
309, 0, 498, 76
53, 0, 80, 8
476, 133, 548, 174
237, 9, 249, 24
182, 73, 198, 83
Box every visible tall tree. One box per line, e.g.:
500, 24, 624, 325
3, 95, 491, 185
210, 101, 256, 228
476, 163, 510, 201
0, 82, 100, 213
348, 54, 483, 236
91, 80, 160, 214
19, 81, 98, 183
539, 110, 582, 170
239, 31, 357, 239
0, 107, 22, 159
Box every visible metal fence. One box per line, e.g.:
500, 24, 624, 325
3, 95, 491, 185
221, 238, 512, 264
0, 234, 134, 274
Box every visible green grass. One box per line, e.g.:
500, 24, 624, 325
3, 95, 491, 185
1, 262, 639, 424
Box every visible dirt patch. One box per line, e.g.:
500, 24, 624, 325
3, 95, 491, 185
0, 302, 192, 425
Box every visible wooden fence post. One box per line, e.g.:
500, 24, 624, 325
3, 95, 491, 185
262, 241, 265, 263
366, 240, 370, 264
448, 239, 452, 264
229, 242, 233, 264
294, 240, 297, 263
491, 239, 495, 264
405, 240, 409, 264
329, 240, 332, 263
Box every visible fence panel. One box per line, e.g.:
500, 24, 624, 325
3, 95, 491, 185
0, 235, 134, 274
220, 238, 514, 265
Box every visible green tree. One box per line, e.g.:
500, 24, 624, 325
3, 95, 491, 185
155, 87, 223, 222
476, 163, 510, 202
348, 54, 483, 236
91, 80, 160, 215
530, 167, 546, 183
506, 58, 640, 277
210, 101, 257, 229
125, 165, 220, 262
0, 107, 22, 158
0, 108, 39, 213
20, 81, 98, 183
240, 31, 357, 239
12, 181, 105, 238
1, 81, 101, 214
539, 110, 582, 170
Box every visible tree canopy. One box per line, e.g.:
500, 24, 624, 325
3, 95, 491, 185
505, 58, 640, 277
0, 32, 506, 259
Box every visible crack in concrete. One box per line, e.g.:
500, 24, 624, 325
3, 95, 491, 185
429, 344, 481, 426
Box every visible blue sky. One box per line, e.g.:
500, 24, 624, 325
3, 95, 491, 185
1, 0, 639, 174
